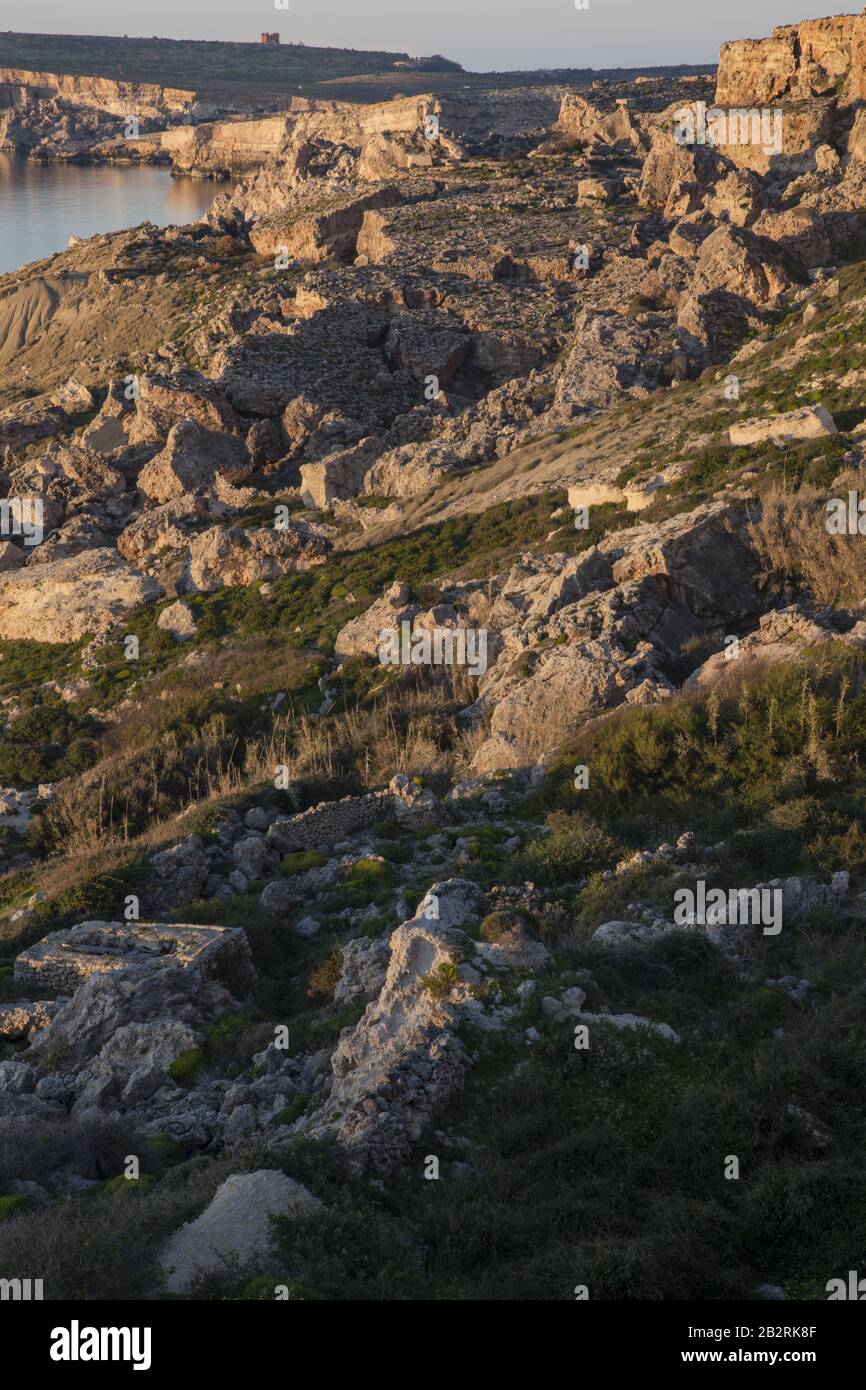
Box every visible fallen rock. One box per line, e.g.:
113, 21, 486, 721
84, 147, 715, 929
183, 524, 330, 592
729, 405, 837, 447
0, 548, 160, 642
158, 1169, 321, 1294
138, 421, 249, 503
157, 600, 198, 642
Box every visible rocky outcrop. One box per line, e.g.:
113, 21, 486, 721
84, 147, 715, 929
691, 224, 789, 306
334, 937, 391, 1005
182, 524, 330, 592
159, 1170, 321, 1294
307, 879, 482, 1170
0, 548, 159, 642
0, 67, 201, 118
555, 308, 669, 410
472, 637, 660, 773
685, 605, 859, 689
249, 186, 402, 264
335, 581, 421, 660
137, 420, 249, 503
715, 14, 866, 107
158, 117, 292, 173
116, 496, 206, 565
549, 91, 648, 152
597, 501, 761, 621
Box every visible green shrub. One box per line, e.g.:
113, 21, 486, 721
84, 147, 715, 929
378, 841, 413, 865
281, 850, 328, 876
524, 811, 619, 884
479, 910, 534, 943
167, 1047, 206, 1088
274, 1096, 308, 1126
421, 959, 461, 998
326, 857, 397, 910
101, 1173, 156, 1199
348, 858, 392, 886
0, 1194, 28, 1222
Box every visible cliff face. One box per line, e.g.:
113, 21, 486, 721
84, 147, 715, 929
715, 10, 866, 105
0, 67, 205, 118
154, 89, 563, 175
156, 117, 293, 172
0, 75, 563, 171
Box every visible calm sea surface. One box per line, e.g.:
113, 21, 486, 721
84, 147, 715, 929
0, 153, 220, 274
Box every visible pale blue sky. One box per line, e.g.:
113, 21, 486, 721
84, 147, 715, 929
0, 2, 843, 72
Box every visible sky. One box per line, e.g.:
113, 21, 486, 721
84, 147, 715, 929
0, 2, 846, 72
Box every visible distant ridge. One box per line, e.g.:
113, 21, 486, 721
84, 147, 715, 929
0, 31, 714, 107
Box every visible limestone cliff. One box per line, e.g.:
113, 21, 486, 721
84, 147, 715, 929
715, 9, 866, 106
0, 67, 204, 118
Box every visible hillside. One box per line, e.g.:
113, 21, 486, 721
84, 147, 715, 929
0, 11, 865, 1311
0, 31, 420, 101
0, 29, 711, 107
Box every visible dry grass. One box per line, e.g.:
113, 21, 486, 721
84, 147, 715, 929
503, 689, 597, 764
19, 666, 489, 921
0, 1146, 240, 1300
100, 640, 315, 757
750, 474, 866, 606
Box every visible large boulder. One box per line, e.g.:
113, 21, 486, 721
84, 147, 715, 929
334, 581, 420, 661
729, 405, 836, 447
117, 496, 206, 565
25, 964, 237, 1073
676, 288, 751, 360
364, 440, 465, 498
137, 421, 249, 503
0, 548, 159, 642
638, 127, 722, 210
383, 313, 471, 385
299, 440, 381, 510
128, 374, 239, 446
598, 500, 761, 621
158, 1170, 322, 1294
471, 637, 647, 773
47, 444, 126, 501
692, 224, 789, 306
83, 380, 136, 453
249, 186, 401, 264
183, 524, 330, 592
548, 91, 647, 153
753, 207, 831, 270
